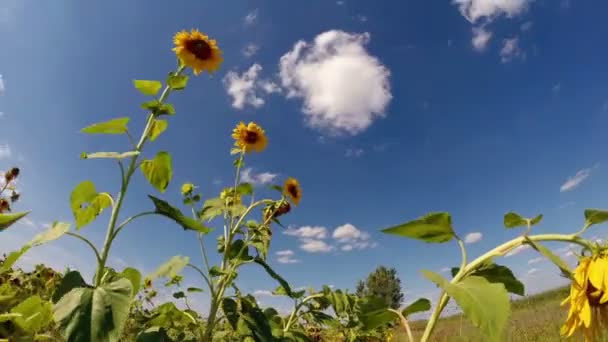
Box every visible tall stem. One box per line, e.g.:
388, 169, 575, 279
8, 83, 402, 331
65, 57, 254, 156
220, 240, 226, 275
420, 233, 591, 341
94, 68, 183, 286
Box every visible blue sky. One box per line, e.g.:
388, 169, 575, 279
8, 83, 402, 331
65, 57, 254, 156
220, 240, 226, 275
1, 0, 608, 314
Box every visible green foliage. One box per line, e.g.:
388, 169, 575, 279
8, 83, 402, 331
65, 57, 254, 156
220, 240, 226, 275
140, 152, 173, 193
504, 212, 543, 229
167, 73, 189, 90
121, 268, 142, 297
148, 196, 210, 233
133, 80, 163, 96
451, 262, 525, 296
10, 295, 53, 333
0, 211, 29, 231
148, 119, 168, 141
70, 181, 112, 229
52, 271, 86, 303
147, 256, 189, 282
356, 266, 404, 309
584, 209, 608, 227
402, 298, 431, 317
141, 100, 175, 116
357, 296, 397, 330
81, 117, 129, 135
524, 237, 572, 279
423, 271, 510, 342
382, 212, 455, 243
53, 278, 132, 342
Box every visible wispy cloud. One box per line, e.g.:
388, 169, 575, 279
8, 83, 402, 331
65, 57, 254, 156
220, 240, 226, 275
528, 257, 543, 265
284, 226, 328, 240
505, 244, 531, 257
223, 64, 280, 110
0, 144, 11, 159
345, 148, 364, 158
241, 168, 278, 185
244, 9, 258, 26
279, 30, 391, 135
453, 0, 532, 23
500, 37, 525, 63
0, 74, 4, 95
464, 232, 483, 244
471, 26, 492, 51
440, 267, 451, 273
242, 43, 259, 58
527, 268, 539, 275
552, 82, 562, 94
253, 290, 275, 297
276, 250, 300, 264
560, 167, 593, 192
521, 21, 533, 31
300, 239, 334, 253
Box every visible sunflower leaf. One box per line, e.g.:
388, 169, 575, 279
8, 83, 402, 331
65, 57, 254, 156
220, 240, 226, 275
148, 119, 168, 141
133, 80, 162, 96
402, 298, 431, 317
140, 152, 173, 193
382, 212, 455, 243
584, 209, 608, 227
81, 117, 129, 135
167, 74, 189, 90
70, 181, 112, 229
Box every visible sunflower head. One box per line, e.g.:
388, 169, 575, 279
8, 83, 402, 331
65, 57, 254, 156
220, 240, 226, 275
561, 253, 608, 341
283, 177, 302, 206
173, 29, 223, 75
220, 188, 242, 207
231, 122, 268, 153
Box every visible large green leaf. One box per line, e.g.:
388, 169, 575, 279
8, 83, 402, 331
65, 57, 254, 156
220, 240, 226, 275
133, 80, 162, 96
11, 295, 53, 333
382, 212, 455, 243
504, 212, 542, 229
30, 221, 70, 246
148, 120, 168, 141
81, 151, 139, 160
52, 271, 87, 303
357, 296, 397, 330
253, 257, 293, 297
222, 297, 239, 329
81, 118, 129, 135
140, 152, 173, 193
148, 196, 210, 233
0, 246, 30, 274
167, 74, 189, 91
120, 268, 142, 297
70, 181, 112, 229
53, 278, 132, 342
237, 295, 274, 342
147, 255, 189, 281
402, 298, 431, 317
422, 271, 509, 342
451, 263, 524, 296
0, 211, 29, 231
236, 183, 253, 196
584, 209, 608, 227
524, 237, 572, 279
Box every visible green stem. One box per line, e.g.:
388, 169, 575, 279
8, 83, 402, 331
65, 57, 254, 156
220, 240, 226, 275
388, 308, 414, 342
283, 294, 324, 332
187, 263, 214, 296
66, 232, 102, 264
111, 211, 156, 241
94, 67, 184, 287
420, 233, 591, 341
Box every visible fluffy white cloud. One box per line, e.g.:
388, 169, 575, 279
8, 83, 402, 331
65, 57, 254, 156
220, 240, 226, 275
471, 26, 492, 51
0, 144, 11, 159
284, 226, 328, 240
300, 239, 334, 253
345, 148, 364, 158
243, 43, 259, 57
464, 232, 483, 244
223, 64, 281, 109
453, 0, 531, 23
500, 37, 524, 63
244, 9, 258, 25
241, 167, 278, 185
276, 250, 301, 264
279, 30, 391, 135
560, 168, 592, 192
332, 223, 369, 243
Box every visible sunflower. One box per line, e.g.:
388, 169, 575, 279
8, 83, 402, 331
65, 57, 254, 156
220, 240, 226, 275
173, 29, 223, 75
231, 122, 268, 153
561, 254, 608, 341
283, 178, 302, 206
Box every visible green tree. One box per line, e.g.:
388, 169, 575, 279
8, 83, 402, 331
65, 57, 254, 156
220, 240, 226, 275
356, 266, 404, 309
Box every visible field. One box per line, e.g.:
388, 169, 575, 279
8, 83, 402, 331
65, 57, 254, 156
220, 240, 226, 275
401, 287, 590, 342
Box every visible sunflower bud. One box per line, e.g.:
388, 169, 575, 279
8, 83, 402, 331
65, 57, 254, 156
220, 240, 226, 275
4, 167, 19, 184
0, 198, 10, 213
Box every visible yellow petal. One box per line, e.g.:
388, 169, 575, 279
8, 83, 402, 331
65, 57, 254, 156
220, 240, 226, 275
588, 258, 606, 290
581, 299, 592, 328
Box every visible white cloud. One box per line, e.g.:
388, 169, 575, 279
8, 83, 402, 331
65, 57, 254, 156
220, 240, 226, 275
500, 37, 524, 63
279, 30, 391, 135
528, 257, 543, 265
276, 250, 300, 264
244, 9, 258, 25
464, 232, 483, 244
300, 239, 334, 253
341, 244, 353, 251
0, 74, 4, 95
505, 244, 531, 257
354, 15, 368, 22
471, 26, 492, 51
332, 223, 369, 243
223, 64, 280, 110
453, 0, 531, 23
253, 290, 274, 297
440, 267, 451, 273
336, 0, 345, 5
560, 168, 592, 192
243, 43, 259, 58
0, 144, 11, 159
284, 226, 328, 240
241, 167, 278, 185
345, 148, 364, 158
527, 268, 538, 275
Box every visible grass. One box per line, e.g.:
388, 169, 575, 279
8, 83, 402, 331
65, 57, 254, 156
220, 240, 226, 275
390, 286, 604, 341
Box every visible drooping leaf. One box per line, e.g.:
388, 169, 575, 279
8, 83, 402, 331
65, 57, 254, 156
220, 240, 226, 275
81, 151, 139, 160
133, 80, 162, 96
148, 120, 168, 141
30, 221, 70, 246
81, 118, 129, 135
140, 152, 173, 193
422, 271, 509, 342
382, 212, 455, 243
529, 214, 543, 226
221, 298, 238, 329
357, 296, 398, 330
11, 295, 53, 333
504, 212, 542, 229
70, 181, 112, 229
402, 298, 431, 317
452, 263, 525, 296
167, 74, 189, 90
146, 302, 196, 328
584, 209, 608, 227
238, 295, 275, 342
52, 270, 87, 303
200, 197, 225, 222
235, 183, 254, 196
524, 237, 572, 279
147, 255, 189, 281
0, 211, 30, 231
0, 246, 30, 274
121, 267, 142, 296
148, 196, 210, 233
253, 257, 293, 297
53, 278, 132, 342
